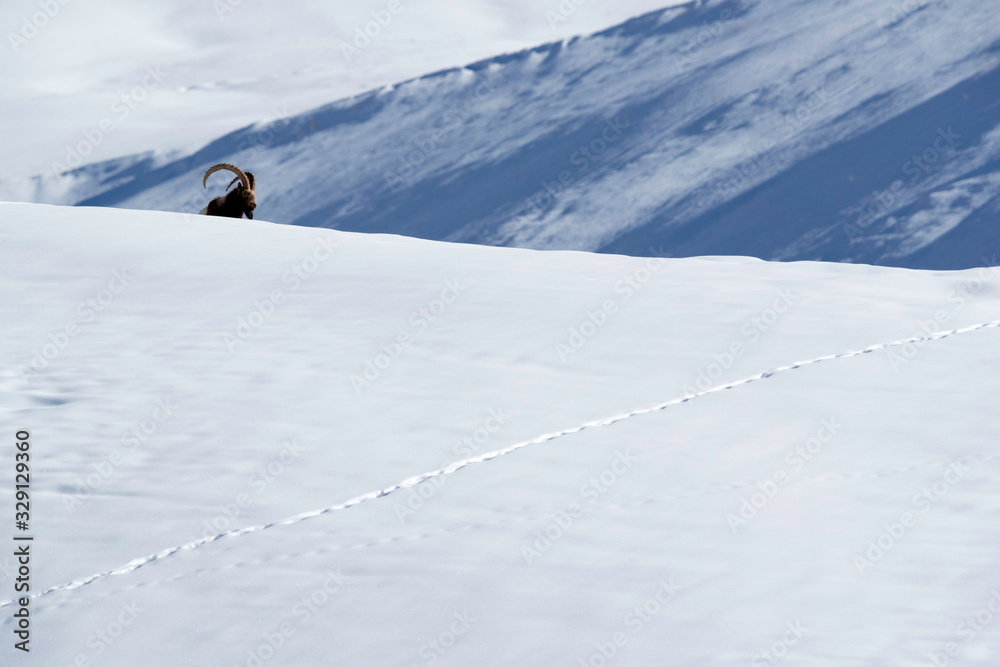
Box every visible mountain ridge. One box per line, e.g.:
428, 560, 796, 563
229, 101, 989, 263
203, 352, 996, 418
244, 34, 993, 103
8, 0, 1000, 269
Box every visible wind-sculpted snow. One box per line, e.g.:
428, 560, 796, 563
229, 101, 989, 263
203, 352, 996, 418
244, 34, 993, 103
39, 442, 1000, 617
7, 318, 996, 611
5, 204, 1000, 665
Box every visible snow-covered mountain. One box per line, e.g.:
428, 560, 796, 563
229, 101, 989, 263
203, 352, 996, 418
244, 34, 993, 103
2, 202, 1000, 665
6, 0, 1000, 270
0, 0, 687, 181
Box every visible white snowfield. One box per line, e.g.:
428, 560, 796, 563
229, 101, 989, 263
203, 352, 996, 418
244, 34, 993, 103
2, 202, 1000, 666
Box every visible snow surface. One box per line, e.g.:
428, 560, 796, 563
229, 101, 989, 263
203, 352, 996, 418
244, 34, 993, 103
3, 202, 1000, 665
6, 0, 1000, 269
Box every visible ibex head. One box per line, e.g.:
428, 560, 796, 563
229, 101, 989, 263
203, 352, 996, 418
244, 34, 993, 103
200, 163, 257, 219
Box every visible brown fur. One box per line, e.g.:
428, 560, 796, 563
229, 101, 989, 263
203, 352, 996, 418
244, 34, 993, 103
201, 163, 256, 219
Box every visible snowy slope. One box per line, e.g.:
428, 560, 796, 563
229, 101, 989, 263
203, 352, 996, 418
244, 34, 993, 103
3, 202, 1000, 665
0, 0, 687, 181
7, 0, 1000, 270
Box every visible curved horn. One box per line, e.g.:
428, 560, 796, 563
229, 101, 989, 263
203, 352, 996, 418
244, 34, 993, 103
225, 172, 255, 191
202, 163, 250, 191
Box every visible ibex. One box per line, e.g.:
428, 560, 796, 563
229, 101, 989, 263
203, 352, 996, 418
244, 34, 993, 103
199, 163, 256, 219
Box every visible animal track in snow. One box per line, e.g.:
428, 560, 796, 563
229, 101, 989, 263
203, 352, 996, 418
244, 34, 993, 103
3, 319, 998, 610
36, 449, 1000, 613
